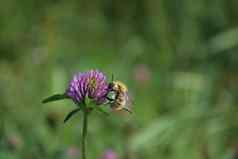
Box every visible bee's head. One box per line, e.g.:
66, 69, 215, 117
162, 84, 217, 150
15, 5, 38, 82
108, 74, 127, 92
111, 81, 128, 92
108, 81, 118, 91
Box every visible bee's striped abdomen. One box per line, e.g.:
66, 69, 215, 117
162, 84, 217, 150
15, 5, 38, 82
111, 92, 126, 110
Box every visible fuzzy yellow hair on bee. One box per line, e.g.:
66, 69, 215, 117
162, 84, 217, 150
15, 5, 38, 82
111, 81, 128, 92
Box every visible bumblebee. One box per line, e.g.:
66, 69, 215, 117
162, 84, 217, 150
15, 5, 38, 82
107, 80, 132, 113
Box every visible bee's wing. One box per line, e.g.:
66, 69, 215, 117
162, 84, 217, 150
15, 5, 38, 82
124, 91, 133, 113
126, 91, 134, 105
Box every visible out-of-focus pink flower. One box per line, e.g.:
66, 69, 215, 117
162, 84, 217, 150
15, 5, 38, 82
133, 64, 151, 86
66, 146, 80, 158
102, 150, 118, 159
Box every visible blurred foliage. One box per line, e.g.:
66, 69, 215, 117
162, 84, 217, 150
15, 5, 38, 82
0, 0, 238, 159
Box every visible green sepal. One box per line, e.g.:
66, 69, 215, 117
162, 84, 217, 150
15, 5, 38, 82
77, 102, 84, 108
42, 94, 69, 104
64, 108, 81, 123
95, 106, 110, 116
84, 95, 91, 106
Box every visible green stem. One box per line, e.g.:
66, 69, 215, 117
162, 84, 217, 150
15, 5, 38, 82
82, 109, 88, 159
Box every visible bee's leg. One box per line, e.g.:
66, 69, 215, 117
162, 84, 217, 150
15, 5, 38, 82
123, 107, 132, 114
103, 101, 110, 105
103, 97, 113, 105
106, 97, 114, 102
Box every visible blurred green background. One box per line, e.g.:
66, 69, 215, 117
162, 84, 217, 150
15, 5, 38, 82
1, 0, 238, 159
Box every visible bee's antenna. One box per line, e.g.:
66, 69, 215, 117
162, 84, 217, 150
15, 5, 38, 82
111, 74, 114, 82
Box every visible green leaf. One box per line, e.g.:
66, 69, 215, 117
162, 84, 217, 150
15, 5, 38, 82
42, 94, 69, 104
64, 108, 81, 123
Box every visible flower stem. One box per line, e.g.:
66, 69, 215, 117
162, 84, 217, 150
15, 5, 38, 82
82, 109, 88, 159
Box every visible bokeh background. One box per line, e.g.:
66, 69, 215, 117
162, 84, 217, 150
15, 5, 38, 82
1, 0, 238, 159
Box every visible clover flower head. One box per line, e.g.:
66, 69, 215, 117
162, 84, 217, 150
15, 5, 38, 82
66, 70, 109, 105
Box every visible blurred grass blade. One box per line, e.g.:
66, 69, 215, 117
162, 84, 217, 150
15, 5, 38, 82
130, 118, 175, 151
210, 27, 238, 53
42, 94, 69, 104
64, 108, 81, 123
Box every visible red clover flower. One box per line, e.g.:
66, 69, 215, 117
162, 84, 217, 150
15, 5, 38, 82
66, 70, 109, 105
42, 69, 131, 159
